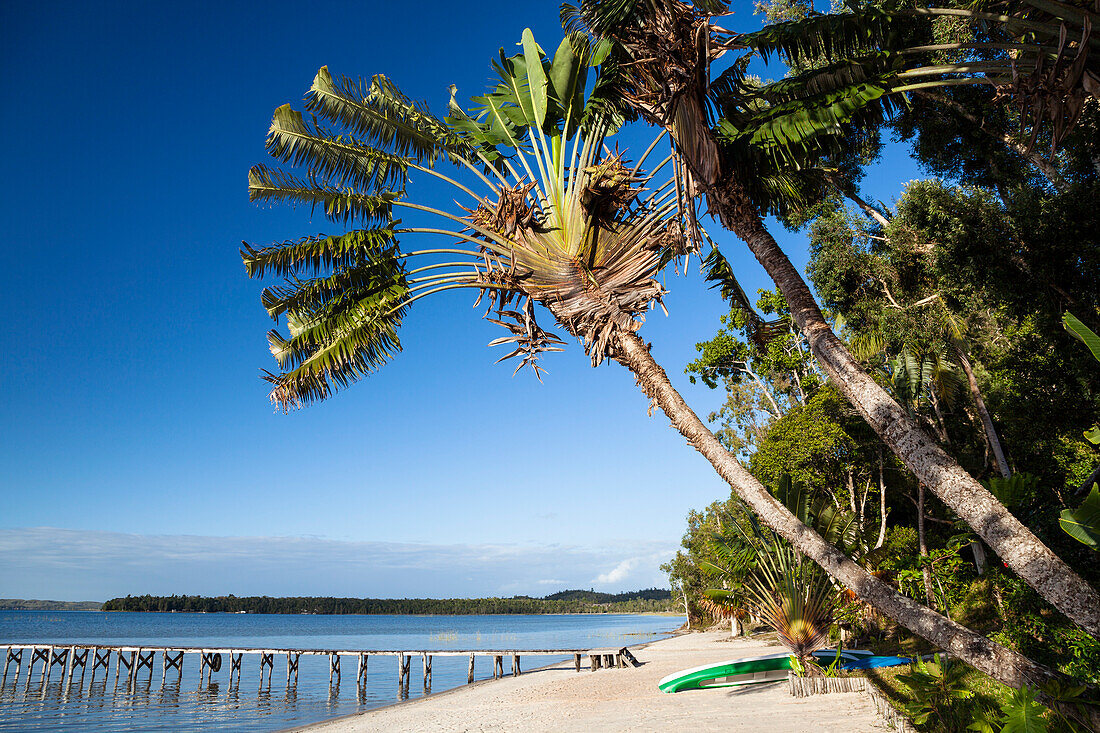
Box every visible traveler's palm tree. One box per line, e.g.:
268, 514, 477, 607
245, 32, 700, 409
702, 513, 836, 663
564, 0, 1100, 691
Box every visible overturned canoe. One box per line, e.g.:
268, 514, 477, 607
657, 649, 909, 693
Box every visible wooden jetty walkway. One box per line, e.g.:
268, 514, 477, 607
0, 643, 640, 695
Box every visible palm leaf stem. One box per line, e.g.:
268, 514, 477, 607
391, 202, 531, 262
892, 79, 996, 93
394, 282, 514, 313
405, 261, 485, 276
899, 42, 1059, 55
567, 120, 585, 197
484, 99, 544, 201
631, 130, 669, 177
448, 155, 503, 194
639, 177, 679, 210
401, 230, 517, 258
528, 126, 558, 220
407, 273, 481, 287
409, 163, 491, 205
474, 151, 511, 187
896, 62, 1010, 78
641, 152, 676, 183
401, 246, 500, 258
1022, 0, 1100, 23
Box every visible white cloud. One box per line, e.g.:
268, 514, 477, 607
0, 527, 675, 601
595, 557, 640, 584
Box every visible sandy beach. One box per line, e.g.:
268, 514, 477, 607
293, 631, 888, 732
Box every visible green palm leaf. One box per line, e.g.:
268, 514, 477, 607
247, 165, 396, 225
241, 227, 401, 279
1060, 488, 1100, 551
306, 67, 482, 169
1064, 312, 1100, 363
265, 105, 409, 193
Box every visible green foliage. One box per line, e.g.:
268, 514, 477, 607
1063, 312, 1100, 447
897, 654, 974, 730
1059, 488, 1100, 551
749, 385, 874, 496
1063, 313, 1100, 365
101, 590, 675, 615
983, 473, 1040, 510
997, 686, 1049, 733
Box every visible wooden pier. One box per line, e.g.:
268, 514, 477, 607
0, 644, 640, 695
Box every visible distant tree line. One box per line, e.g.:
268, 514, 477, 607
0, 599, 102, 611
100, 589, 674, 615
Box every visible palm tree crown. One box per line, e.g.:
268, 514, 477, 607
243, 31, 695, 410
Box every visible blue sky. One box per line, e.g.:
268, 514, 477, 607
0, 1, 921, 600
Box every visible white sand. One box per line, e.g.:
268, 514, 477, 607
293, 631, 888, 732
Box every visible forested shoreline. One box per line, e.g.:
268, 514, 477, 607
100, 589, 675, 615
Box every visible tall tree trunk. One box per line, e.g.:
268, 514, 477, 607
918, 484, 937, 608
877, 449, 888, 549
713, 199, 1100, 637
956, 347, 1012, 478
613, 332, 1060, 690
825, 172, 892, 228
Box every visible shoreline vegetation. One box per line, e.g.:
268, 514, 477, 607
0, 599, 102, 611
94, 589, 675, 615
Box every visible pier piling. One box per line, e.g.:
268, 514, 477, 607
229, 652, 242, 687
2, 643, 636, 697
328, 653, 340, 686
286, 652, 299, 686
2, 648, 22, 686
259, 653, 273, 689
356, 653, 367, 688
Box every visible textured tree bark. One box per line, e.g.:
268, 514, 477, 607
714, 203, 1100, 638
613, 331, 1059, 689
957, 347, 1012, 478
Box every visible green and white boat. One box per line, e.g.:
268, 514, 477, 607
657, 649, 878, 693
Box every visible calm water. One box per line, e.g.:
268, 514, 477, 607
0, 611, 678, 731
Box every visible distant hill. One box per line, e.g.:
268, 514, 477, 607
101, 589, 675, 614
0, 599, 103, 611
540, 588, 672, 603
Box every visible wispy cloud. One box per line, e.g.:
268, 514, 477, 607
593, 549, 675, 586
0, 528, 674, 601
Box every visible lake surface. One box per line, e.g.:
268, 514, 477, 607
0, 611, 679, 731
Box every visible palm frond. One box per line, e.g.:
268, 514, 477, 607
247, 165, 396, 225
743, 539, 835, 659
740, 9, 913, 67
305, 67, 484, 170
241, 227, 401, 279
262, 261, 411, 410
265, 105, 409, 193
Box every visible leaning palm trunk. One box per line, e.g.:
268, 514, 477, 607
613, 331, 1063, 689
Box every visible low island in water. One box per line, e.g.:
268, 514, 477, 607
84, 588, 676, 615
